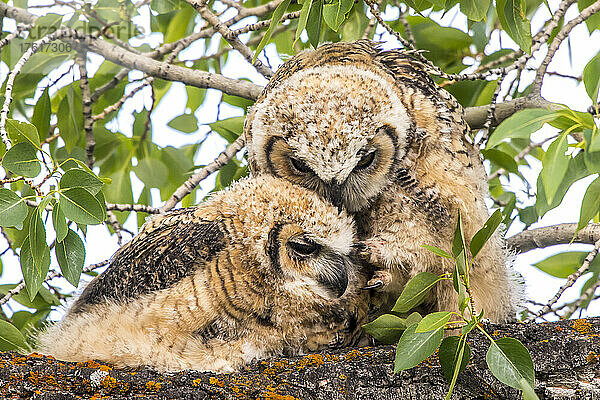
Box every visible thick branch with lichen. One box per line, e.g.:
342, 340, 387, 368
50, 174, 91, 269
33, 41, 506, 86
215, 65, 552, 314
1, 317, 599, 399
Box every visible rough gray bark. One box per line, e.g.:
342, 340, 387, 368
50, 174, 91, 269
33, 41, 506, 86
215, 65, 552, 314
1, 317, 599, 399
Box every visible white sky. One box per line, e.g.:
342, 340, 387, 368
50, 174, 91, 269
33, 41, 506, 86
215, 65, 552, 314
1, 0, 599, 321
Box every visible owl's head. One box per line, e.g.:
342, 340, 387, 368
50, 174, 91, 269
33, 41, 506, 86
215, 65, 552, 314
245, 40, 437, 213
218, 176, 359, 300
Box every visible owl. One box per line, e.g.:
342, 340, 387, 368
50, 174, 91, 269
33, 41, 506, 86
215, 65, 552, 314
244, 40, 523, 323
37, 176, 369, 372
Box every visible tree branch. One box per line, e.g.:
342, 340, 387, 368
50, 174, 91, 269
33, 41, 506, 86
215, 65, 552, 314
1, 318, 599, 398
507, 223, 600, 253
465, 95, 559, 130
71, 36, 263, 100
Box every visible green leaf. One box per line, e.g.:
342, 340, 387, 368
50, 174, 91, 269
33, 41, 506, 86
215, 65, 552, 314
486, 109, 554, 149
536, 153, 590, 216
186, 86, 207, 112
392, 272, 442, 313
541, 132, 569, 205
296, 0, 315, 43
209, 116, 245, 143
421, 245, 453, 258
57, 85, 83, 153
55, 228, 86, 287
415, 311, 452, 333
394, 323, 444, 372
481, 148, 519, 174
167, 113, 199, 134
2, 142, 41, 178
30, 13, 63, 40
533, 251, 600, 278
0, 189, 28, 228
579, 0, 600, 34
470, 209, 502, 258
151, 0, 184, 13
439, 335, 471, 382
32, 87, 51, 142
496, 0, 532, 53
59, 187, 105, 225
306, 0, 323, 48
0, 320, 30, 352
323, 0, 353, 31
6, 119, 41, 148
452, 212, 466, 259
134, 157, 169, 188
577, 176, 600, 231
583, 54, 600, 103
52, 202, 69, 242
253, 0, 291, 62
521, 378, 540, 400
362, 314, 406, 344
460, 0, 490, 21
221, 93, 254, 111
20, 236, 50, 301
486, 337, 535, 389
60, 168, 103, 195
28, 204, 50, 300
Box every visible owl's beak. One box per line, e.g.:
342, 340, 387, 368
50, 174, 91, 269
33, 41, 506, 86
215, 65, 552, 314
325, 184, 345, 210
317, 254, 349, 298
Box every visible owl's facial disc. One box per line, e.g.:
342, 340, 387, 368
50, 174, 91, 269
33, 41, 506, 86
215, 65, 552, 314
250, 64, 411, 213
264, 127, 398, 212
269, 224, 350, 298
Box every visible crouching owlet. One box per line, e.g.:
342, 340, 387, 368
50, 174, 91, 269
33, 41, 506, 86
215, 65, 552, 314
38, 176, 369, 372
244, 40, 523, 323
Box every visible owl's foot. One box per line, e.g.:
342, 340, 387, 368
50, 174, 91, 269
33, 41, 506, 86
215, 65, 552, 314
362, 270, 392, 291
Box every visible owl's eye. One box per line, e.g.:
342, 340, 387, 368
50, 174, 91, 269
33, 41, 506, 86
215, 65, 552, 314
288, 236, 321, 257
289, 157, 313, 174
354, 151, 376, 171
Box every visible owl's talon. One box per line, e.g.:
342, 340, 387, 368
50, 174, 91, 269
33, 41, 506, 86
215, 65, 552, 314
361, 280, 384, 290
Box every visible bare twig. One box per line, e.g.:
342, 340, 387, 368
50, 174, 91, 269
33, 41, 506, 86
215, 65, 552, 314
0, 27, 72, 149
93, 80, 150, 121
524, 237, 600, 322
532, 0, 600, 94
230, 10, 300, 36
75, 53, 95, 168
160, 135, 245, 213
0, 259, 110, 307
185, 0, 273, 79
106, 202, 160, 213
562, 279, 600, 318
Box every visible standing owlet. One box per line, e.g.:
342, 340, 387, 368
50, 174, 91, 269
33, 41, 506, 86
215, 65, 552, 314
244, 40, 523, 323
38, 176, 369, 372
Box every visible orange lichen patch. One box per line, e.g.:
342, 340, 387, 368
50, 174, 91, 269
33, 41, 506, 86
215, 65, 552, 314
77, 360, 113, 371
101, 375, 118, 390
341, 349, 365, 360
145, 380, 162, 391
572, 319, 593, 336
27, 352, 47, 359
26, 371, 60, 389
295, 354, 325, 370
555, 326, 563, 331
587, 351, 599, 363
192, 378, 203, 387
263, 393, 300, 400
209, 376, 225, 387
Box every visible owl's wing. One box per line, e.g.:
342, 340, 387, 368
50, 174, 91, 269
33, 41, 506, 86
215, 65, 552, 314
71, 208, 227, 314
